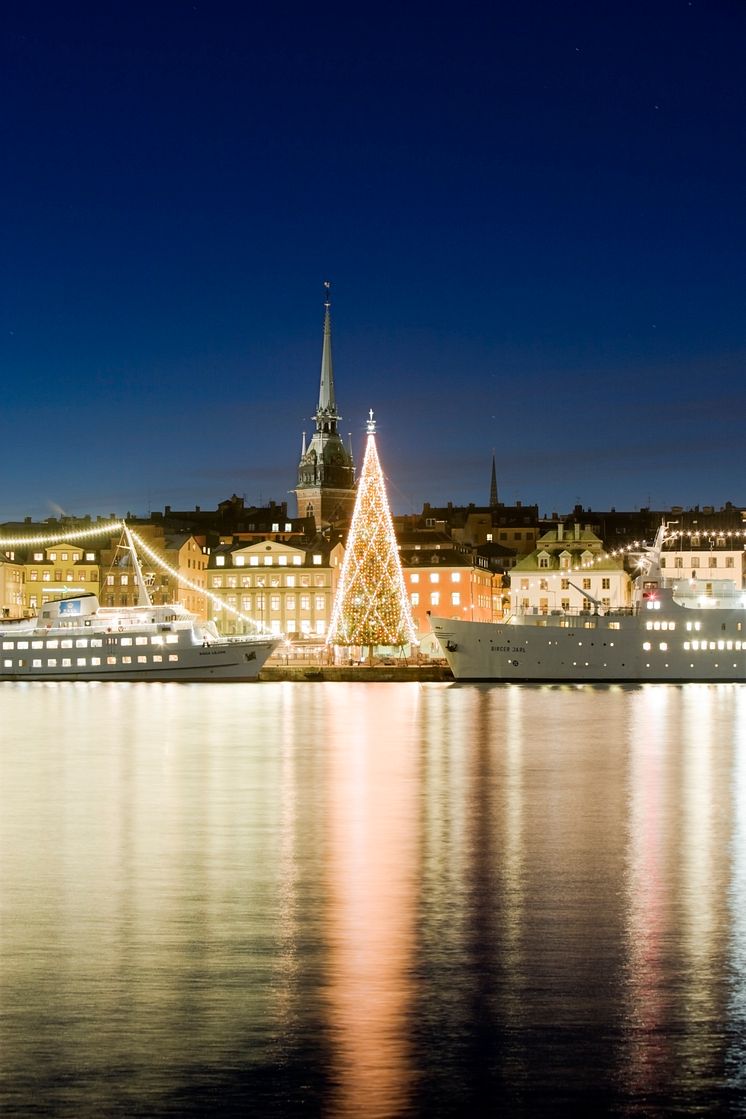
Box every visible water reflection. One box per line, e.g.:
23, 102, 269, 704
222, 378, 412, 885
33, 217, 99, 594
3, 682, 746, 1115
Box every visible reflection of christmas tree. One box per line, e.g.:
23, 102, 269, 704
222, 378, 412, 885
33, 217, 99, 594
327, 412, 418, 650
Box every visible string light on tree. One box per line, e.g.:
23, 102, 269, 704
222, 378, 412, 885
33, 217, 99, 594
326, 410, 418, 653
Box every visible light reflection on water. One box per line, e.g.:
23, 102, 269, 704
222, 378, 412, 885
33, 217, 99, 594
3, 682, 746, 1114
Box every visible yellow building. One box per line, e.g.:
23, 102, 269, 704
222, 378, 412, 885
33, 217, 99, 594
206, 537, 343, 638
22, 542, 101, 614
98, 526, 208, 618
0, 553, 25, 618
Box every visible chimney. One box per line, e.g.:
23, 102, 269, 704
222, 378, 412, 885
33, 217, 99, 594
574, 523, 580, 540
557, 523, 563, 541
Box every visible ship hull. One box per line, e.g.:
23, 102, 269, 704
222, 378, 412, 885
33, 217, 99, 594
431, 610, 746, 683
0, 631, 277, 683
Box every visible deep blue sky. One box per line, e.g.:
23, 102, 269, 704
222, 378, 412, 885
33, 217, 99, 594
2, 0, 744, 521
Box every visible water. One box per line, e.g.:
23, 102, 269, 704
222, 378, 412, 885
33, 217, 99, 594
3, 681, 746, 1117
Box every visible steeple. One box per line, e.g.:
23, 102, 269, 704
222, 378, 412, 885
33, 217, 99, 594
489, 452, 499, 508
316, 280, 337, 429
293, 283, 356, 528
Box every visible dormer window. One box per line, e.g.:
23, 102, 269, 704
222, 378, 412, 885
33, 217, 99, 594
559, 551, 571, 571
538, 552, 550, 569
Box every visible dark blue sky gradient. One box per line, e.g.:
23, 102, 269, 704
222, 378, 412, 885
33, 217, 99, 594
2, 1, 744, 521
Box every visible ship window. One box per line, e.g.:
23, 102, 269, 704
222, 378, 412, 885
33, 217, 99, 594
90, 657, 100, 666
32, 641, 43, 649
643, 642, 651, 650
646, 621, 653, 630
153, 654, 163, 663
659, 642, 668, 651
608, 622, 620, 630
2, 642, 12, 650
62, 658, 71, 667
75, 639, 88, 648
76, 658, 86, 666
120, 637, 133, 646
32, 659, 42, 668
47, 658, 57, 667
17, 641, 28, 650
107, 656, 116, 665
166, 635, 178, 644
91, 639, 103, 648
61, 639, 72, 649
138, 655, 147, 663
684, 641, 690, 650
122, 655, 132, 664
46, 640, 59, 649
168, 654, 179, 662
135, 637, 148, 645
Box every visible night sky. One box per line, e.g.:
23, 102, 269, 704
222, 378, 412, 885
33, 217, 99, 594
2, 1, 744, 522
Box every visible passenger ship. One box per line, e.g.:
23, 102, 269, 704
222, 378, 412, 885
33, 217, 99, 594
0, 525, 278, 682
431, 524, 746, 683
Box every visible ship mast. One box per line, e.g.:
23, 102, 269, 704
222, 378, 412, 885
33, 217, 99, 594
122, 523, 153, 608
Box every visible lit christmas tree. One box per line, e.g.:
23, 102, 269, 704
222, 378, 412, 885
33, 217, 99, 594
327, 411, 418, 655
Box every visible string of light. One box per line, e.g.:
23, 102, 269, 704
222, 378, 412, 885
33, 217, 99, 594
0, 521, 124, 549
127, 529, 274, 636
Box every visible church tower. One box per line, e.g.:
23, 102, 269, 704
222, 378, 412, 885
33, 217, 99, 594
294, 282, 356, 528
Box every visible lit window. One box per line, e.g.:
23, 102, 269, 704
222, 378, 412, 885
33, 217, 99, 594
643, 642, 651, 651
410, 574, 420, 584
451, 592, 461, 605
279, 556, 288, 566
451, 573, 461, 583
216, 556, 225, 567
430, 592, 440, 606
264, 556, 273, 566
430, 573, 440, 584
313, 555, 322, 565
234, 556, 245, 566
411, 593, 419, 606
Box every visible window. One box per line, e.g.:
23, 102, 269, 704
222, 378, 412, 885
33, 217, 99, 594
286, 594, 295, 610
451, 572, 461, 583
234, 556, 245, 566
709, 556, 718, 568
212, 576, 223, 588
582, 578, 591, 590
286, 575, 296, 587
539, 579, 548, 591
216, 556, 225, 567
675, 557, 683, 568
264, 556, 273, 566
271, 595, 280, 611
315, 595, 325, 611
601, 578, 610, 589
300, 595, 310, 610
726, 557, 735, 568
410, 573, 420, 584
429, 573, 440, 583
561, 579, 569, 590
313, 555, 322, 565
411, 592, 420, 606
33, 552, 44, 562
451, 592, 461, 605
430, 592, 440, 606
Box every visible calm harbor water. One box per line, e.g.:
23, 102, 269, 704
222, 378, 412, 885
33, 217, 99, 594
3, 681, 746, 1116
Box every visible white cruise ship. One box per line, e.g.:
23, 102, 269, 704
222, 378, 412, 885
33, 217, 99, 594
431, 524, 746, 683
0, 526, 278, 683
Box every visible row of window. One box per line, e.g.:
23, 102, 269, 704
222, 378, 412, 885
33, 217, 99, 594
214, 594, 324, 612
214, 554, 322, 568
642, 640, 746, 653
2, 634, 180, 651
4, 654, 180, 669
411, 592, 462, 607
661, 556, 736, 567
28, 570, 97, 582
212, 574, 326, 589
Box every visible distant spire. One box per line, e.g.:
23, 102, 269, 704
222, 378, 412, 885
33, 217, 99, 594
317, 280, 336, 420
301, 431, 306, 456
489, 452, 498, 507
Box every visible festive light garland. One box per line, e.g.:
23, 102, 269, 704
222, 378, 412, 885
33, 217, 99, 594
0, 521, 124, 549
327, 417, 418, 648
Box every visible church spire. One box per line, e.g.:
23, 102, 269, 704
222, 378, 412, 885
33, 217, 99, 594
489, 451, 498, 508
317, 280, 337, 427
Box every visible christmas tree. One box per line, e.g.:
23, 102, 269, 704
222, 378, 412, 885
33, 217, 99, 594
327, 411, 418, 652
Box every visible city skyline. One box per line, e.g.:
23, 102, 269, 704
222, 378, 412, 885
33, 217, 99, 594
2, 1, 744, 522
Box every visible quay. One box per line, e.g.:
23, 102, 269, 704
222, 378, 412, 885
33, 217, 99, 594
260, 663, 453, 682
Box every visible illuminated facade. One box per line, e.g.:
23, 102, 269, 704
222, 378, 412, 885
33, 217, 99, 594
399, 538, 498, 638
293, 283, 356, 529
0, 554, 24, 618
206, 537, 343, 637
20, 544, 101, 614
510, 523, 631, 615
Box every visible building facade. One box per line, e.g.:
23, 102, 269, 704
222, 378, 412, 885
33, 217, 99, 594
510, 524, 631, 615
